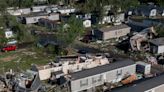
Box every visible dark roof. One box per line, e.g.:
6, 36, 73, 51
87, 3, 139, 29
112, 74, 164, 92
150, 37, 164, 46
98, 24, 130, 32
70, 59, 135, 80
156, 7, 164, 14
22, 12, 58, 17
21, 11, 47, 17
137, 4, 164, 16
30, 73, 42, 91
138, 4, 157, 12
56, 56, 78, 60
58, 55, 78, 58
52, 70, 63, 75
60, 15, 71, 22
38, 38, 59, 47
55, 56, 78, 63
39, 18, 61, 24
145, 18, 164, 24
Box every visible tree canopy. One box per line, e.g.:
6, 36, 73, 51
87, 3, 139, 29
56, 15, 84, 46
139, 0, 164, 6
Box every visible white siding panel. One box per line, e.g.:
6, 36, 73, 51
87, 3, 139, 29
103, 28, 130, 40
71, 64, 136, 92
158, 45, 164, 54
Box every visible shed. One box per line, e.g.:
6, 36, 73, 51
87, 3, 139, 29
5, 29, 13, 39
83, 19, 91, 28
150, 37, 164, 54
136, 61, 151, 75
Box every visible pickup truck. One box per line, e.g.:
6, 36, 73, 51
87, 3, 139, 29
1, 45, 17, 52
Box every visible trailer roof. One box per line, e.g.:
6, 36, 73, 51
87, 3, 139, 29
70, 59, 135, 80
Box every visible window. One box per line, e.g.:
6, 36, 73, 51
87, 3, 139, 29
34, 18, 37, 21
92, 77, 97, 83
97, 75, 102, 82
92, 75, 103, 84
116, 70, 122, 76
80, 79, 88, 87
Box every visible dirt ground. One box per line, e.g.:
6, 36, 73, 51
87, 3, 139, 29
0, 55, 18, 62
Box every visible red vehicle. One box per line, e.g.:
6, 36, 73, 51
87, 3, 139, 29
1, 45, 17, 52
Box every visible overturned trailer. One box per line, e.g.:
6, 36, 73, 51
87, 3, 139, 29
130, 26, 157, 51
0, 70, 45, 92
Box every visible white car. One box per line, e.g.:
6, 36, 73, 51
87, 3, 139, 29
7, 39, 18, 45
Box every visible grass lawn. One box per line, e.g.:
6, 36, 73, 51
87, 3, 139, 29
0, 48, 54, 73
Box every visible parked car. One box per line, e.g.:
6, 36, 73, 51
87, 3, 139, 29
1, 45, 17, 52
78, 49, 87, 54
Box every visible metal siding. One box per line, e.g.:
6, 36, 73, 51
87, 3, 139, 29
26, 17, 36, 24
71, 64, 136, 92
26, 16, 44, 24
144, 65, 151, 75
83, 20, 91, 28
150, 9, 157, 17
106, 64, 136, 83
71, 74, 104, 92
103, 31, 115, 40
106, 70, 117, 82
158, 45, 164, 54
48, 14, 60, 21
24, 14, 59, 24
118, 13, 125, 22
103, 28, 130, 40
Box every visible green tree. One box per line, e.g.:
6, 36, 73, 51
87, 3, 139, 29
75, 0, 139, 25
0, 0, 8, 27
57, 16, 84, 45
0, 0, 7, 13
0, 29, 8, 46
48, 0, 60, 4
18, 0, 34, 8
155, 25, 164, 37
121, 0, 139, 11
156, 0, 164, 6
